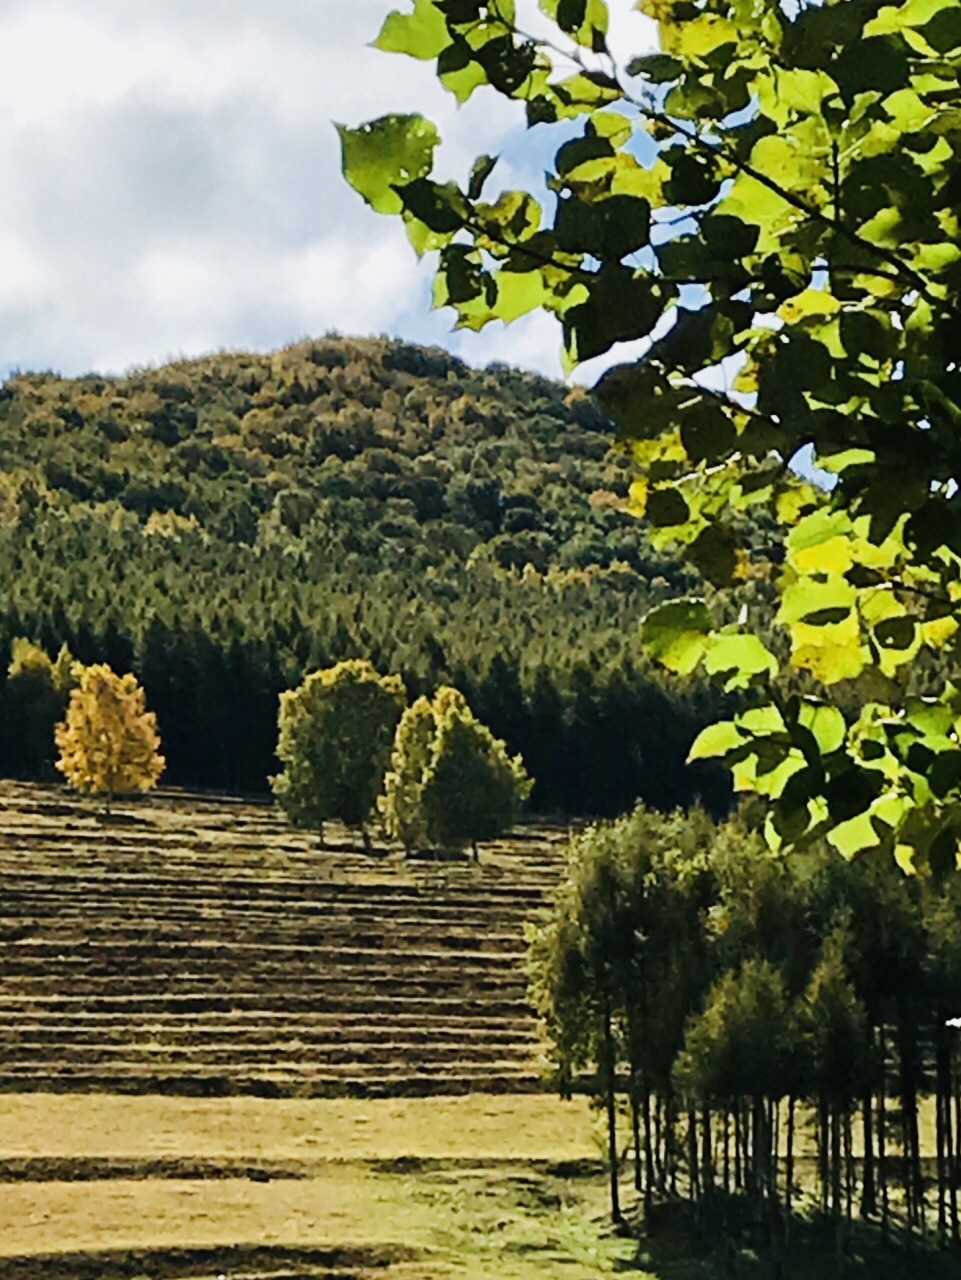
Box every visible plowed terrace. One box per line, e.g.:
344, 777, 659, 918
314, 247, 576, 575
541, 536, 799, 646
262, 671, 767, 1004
0, 782, 566, 1097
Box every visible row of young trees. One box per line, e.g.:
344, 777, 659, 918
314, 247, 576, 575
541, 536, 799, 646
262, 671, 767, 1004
9, 640, 531, 854
528, 805, 961, 1251
271, 658, 532, 856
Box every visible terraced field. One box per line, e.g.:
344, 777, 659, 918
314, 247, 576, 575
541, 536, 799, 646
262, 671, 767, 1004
0, 781, 567, 1097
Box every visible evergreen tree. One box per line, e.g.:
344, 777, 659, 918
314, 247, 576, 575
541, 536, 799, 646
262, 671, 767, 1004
7, 638, 77, 779
272, 659, 406, 845
54, 663, 164, 811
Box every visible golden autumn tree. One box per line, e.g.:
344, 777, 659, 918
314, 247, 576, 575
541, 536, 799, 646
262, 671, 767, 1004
55, 664, 165, 811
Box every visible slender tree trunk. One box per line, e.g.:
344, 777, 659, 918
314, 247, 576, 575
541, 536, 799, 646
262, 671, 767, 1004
951, 1041, 960, 1246
643, 1082, 654, 1217
627, 1085, 642, 1192
844, 1112, 853, 1223
666, 1087, 678, 1196
785, 1096, 795, 1235
936, 1023, 949, 1245
688, 1108, 700, 1203
723, 1106, 730, 1198
861, 1022, 876, 1218
602, 998, 621, 1224
899, 1007, 924, 1233
819, 1096, 829, 1216
701, 1105, 713, 1198
879, 1021, 889, 1243
771, 1098, 779, 1208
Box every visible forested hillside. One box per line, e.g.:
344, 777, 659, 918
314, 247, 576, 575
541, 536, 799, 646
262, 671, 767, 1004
0, 335, 730, 814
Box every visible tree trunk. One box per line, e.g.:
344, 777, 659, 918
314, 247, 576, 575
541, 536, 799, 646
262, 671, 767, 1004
602, 999, 621, 1224
952, 1042, 961, 1246
631, 1079, 642, 1193
785, 1096, 795, 1234
831, 1105, 842, 1221
688, 1108, 700, 1203
702, 1105, 713, 1198
936, 1021, 949, 1245
818, 1096, 829, 1215
879, 1021, 888, 1243
643, 1082, 654, 1216
861, 1022, 876, 1218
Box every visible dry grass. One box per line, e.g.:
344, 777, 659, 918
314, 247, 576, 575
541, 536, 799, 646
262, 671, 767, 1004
0, 1093, 598, 1164
0, 1094, 631, 1280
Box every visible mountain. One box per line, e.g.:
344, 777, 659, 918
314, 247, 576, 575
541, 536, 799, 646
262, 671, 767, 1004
0, 335, 728, 816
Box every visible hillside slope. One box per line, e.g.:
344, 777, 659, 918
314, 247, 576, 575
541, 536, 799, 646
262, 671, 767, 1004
0, 337, 729, 815
0, 782, 562, 1097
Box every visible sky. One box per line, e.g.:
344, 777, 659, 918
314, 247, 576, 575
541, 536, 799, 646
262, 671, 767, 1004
0, 0, 658, 386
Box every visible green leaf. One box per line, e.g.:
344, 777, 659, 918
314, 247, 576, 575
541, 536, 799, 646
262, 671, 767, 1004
830, 36, 910, 104
688, 720, 743, 762
641, 598, 712, 675
339, 115, 441, 215
686, 523, 740, 587
396, 179, 468, 233
563, 267, 669, 364
437, 36, 490, 103
680, 401, 738, 462
468, 154, 498, 200
798, 703, 846, 754
374, 0, 451, 59
554, 193, 651, 260
828, 810, 883, 859
492, 269, 551, 322
778, 575, 856, 627
626, 52, 683, 82
646, 487, 690, 528
703, 634, 779, 690
540, 0, 609, 47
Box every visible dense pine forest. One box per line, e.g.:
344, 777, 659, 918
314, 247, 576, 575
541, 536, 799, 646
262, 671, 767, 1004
0, 335, 732, 815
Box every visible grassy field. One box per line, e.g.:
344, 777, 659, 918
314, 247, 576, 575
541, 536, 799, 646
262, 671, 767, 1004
0, 1093, 635, 1280
1, 1093, 956, 1280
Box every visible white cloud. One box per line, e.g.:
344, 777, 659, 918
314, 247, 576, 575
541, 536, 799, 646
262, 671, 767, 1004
0, 0, 657, 382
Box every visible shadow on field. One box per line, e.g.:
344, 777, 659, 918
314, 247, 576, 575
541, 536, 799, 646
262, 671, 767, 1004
406, 846, 471, 863
618, 1202, 961, 1280
0, 1243, 419, 1280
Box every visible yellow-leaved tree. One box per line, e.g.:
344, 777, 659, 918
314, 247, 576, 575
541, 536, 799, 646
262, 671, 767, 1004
55, 663, 165, 811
